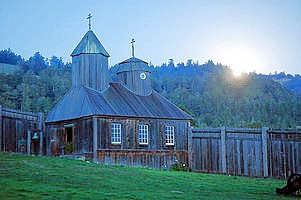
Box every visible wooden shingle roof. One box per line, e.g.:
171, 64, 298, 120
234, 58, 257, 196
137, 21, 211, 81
46, 83, 192, 123
117, 57, 150, 74
71, 30, 110, 57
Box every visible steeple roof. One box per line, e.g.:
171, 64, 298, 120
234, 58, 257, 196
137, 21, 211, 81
119, 57, 147, 64
117, 57, 150, 73
71, 30, 110, 57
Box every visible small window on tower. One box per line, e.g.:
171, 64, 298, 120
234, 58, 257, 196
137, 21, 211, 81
140, 72, 146, 80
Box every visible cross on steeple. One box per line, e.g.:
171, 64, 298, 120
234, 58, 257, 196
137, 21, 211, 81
87, 13, 92, 30
131, 38, 135, 57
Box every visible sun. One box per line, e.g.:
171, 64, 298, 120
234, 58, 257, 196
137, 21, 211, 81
215, 44, 262, 76
232, 68, 243, 77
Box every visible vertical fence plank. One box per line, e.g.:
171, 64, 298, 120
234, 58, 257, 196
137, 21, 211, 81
188, 124, 193, 171
261, 127, 268, 177
243, 140, 249, 176
27, 130, 31, 155
281, 133, 287, 179
0, 105, 2, 151
38, 112, 44, 156
255, 140, 261, 176
236, 140, 241, 175
221, 127, 226, 174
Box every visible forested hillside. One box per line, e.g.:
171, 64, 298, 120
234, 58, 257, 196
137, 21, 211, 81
0, 49, 71, 113
260, 72, 301, 94
0, 49, 300, 128
148, 60, 301, 128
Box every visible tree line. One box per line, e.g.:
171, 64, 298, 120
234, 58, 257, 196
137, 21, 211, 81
0, 49, 300, 128
0, 49, 71, 113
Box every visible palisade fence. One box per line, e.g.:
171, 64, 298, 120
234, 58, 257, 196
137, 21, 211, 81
2, 104, 301, 180
189, 127, 301, 179
0, 105, 44, 154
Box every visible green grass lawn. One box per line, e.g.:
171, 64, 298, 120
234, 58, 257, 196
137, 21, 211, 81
0, 152, 291, 200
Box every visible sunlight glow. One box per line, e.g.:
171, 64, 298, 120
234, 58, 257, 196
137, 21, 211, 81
215, 44, 262, 76
232, 69, 243, 77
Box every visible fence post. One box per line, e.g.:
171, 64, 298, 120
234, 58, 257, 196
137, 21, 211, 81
261, 127, 269, 177
188, 123, 193, 171
0, 105, 2, 151
39, 131, 43, 156
221, 127, 227, 174
281, 132, 287, 179
93, 116, 98, 162
27, 130, 31, 155
38, 112, 44, 156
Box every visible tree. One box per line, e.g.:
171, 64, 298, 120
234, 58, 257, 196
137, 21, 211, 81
50, 56, 64, 68
168, 59, 175, 68
27, 52, 48, 74
0, 48, 23, 65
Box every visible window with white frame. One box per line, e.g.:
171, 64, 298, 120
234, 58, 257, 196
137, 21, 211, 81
138, 124, 148, 145
165, 126, 175, 145
111, 123, 121, 144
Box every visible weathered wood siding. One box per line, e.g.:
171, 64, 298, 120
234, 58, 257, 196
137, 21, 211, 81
98, 150, 188, 169
45, 116, 190, 169
190, 127, 301, 179
97, 117, 189, 151
0, 106, 43, 153
268, 130, 301, 179
45, 118, 93, 155
117, 70, 152, 96
74, 118, 93, 153
72, 54, 108, 91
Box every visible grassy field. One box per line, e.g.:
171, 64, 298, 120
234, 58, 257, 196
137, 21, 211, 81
0, 152, 291, 200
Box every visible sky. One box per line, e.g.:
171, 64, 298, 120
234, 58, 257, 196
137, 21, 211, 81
0, 0, 300, 75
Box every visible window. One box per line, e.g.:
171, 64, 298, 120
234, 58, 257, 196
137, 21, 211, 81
165, 126, 175, 145
111, 123, 121, 144
138, 124, 149, 145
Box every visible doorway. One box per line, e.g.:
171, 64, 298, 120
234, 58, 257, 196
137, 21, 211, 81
64, 126, 73, 154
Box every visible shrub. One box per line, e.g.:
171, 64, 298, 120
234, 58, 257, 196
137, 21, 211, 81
171, 160, 188, 171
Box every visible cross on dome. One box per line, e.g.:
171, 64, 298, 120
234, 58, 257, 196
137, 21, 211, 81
131, 38, 135, 57
87, 13, 92, 30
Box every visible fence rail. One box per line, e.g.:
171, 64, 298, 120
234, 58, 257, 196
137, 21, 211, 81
189, 127, 301, 179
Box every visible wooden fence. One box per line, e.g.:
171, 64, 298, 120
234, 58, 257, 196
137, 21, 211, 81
2, 104, 301, 179
189, 127, 301, 179
0, 105, 44, 154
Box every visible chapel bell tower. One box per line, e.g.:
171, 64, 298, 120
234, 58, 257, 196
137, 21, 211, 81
71, 14, 110, 91
117, 39, 152, 96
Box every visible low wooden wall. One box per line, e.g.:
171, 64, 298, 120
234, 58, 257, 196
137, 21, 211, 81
189, 127, 301, 179
0, 105, 43, 154
97, 149, 188, 169
3, 104, 301, 179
